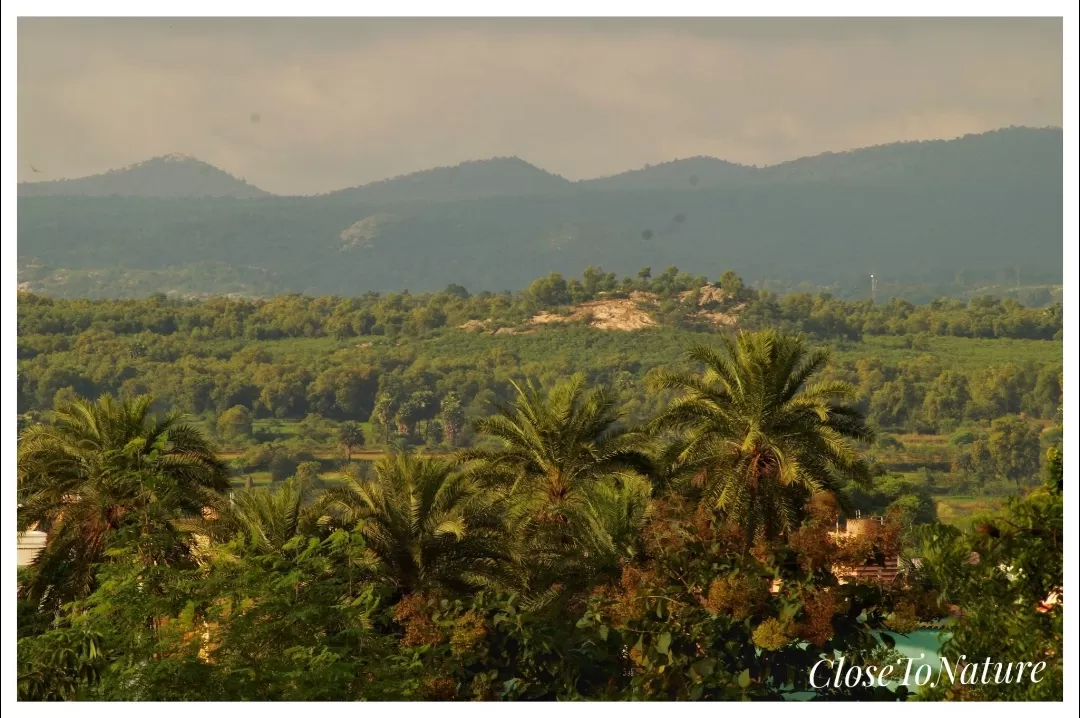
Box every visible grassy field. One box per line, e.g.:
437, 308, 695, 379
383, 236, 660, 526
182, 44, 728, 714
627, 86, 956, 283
833, 335, 1062, 370
934, 495, 1005, 527
230, 471, 351, 489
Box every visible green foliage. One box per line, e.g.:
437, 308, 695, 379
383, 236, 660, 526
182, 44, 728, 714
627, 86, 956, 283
15, 276, 1060, 462
461, 376, 654, 603
913, 450, 1063, 700
333, 421, 366, 462
986, 415, 1042, 490
317, 453, 508, 594
849, 471, 938, 526
17, 394, 229, 609
216, 404, 253, 443
18, 625, 105, 701
648, 331, 873, 541
16, 327, 1062, 701
178, 477, 321, 555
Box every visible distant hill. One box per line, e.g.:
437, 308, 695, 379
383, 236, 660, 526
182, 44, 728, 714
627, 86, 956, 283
17, 153, 272, 199
580, 156, 757, 191
16, 127, 1063, 298
579, 126, 1063, 190
759, 126, 1063, 186
17, 258, 284, 300
325, 156, 572, 203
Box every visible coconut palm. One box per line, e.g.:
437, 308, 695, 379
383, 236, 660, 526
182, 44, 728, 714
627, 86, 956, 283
17, 394, 230, 607
315, 453, 508, 593
648, 330, 874, 543
460, 376, 654, 603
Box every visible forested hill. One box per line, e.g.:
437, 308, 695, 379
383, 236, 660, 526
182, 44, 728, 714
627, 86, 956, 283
17, 153, 271, 199
17, 127, 1063, 298
324, 156, 573, 203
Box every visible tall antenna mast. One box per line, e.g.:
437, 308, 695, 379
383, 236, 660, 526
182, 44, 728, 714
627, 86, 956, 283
870, 273, 878, 304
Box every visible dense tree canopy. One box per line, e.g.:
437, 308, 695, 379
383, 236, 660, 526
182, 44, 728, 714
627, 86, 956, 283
17, 329, 1063, 700
16, 274, 1061, 458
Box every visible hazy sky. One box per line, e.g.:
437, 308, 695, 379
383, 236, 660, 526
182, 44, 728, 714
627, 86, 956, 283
18, 18, 1063, 195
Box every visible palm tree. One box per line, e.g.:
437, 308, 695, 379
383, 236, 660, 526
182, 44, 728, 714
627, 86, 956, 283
370, 392, 396, 446
315, 453, 507, 594
462, 376, 653, 506
648, 330, 873, 543
174, 477, 324, 557
17, 394, 230, 607
337, 421, 365, 461
438, 392, 465, 447
460, 376, 654, 602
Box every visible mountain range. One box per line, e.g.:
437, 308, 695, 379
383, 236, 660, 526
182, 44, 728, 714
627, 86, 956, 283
19, 126, 1062, 200
17, 127, 1064, 298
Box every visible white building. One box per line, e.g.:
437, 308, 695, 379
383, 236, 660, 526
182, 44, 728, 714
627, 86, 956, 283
17, 530, 47, 567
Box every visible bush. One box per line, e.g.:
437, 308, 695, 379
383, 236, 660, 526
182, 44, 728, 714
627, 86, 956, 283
268, 454, 300, 482
217, 405, 253, 443
949, 429, 978, 445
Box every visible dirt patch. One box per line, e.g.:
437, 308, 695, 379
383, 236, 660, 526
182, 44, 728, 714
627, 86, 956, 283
530, 297, 657, 331
459, 318, 494, 332
458, 319, 532, 335
628, 291, 659, 305
680, 284, 730, 306
694, 303, 743, 327
455, 289, 737, 334
339, 213, 400, 250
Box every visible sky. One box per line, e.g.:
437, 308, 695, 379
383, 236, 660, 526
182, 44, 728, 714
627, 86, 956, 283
17, 17, 1063, 196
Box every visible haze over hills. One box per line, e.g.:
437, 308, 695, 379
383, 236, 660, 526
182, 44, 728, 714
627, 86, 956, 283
757, 126, 1062, 185
18, 126, 1062, 200
324, 156, 573, 203
17, 153, 272, 199
579, 156, 756, 191
17, 127, 1063, 299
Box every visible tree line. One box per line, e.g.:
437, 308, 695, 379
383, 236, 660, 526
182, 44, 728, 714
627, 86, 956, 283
17, 272, 1062, 437
18, 266, 1062, 343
